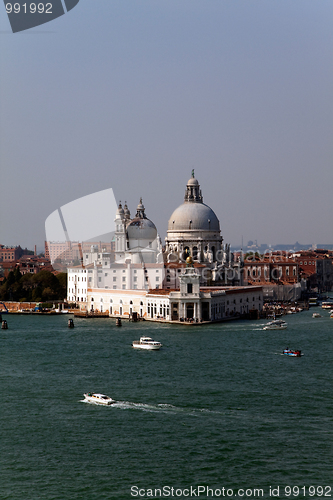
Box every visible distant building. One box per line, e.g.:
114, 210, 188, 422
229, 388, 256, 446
85, 258, 263, 322
292, 250, 333, 292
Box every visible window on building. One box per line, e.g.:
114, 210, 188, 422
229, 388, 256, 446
122, 285, 126, 290
156, 277, 159, 281
122, 277, 126, 282
113, 286, 117, 290
98, 277, 101, 282
113, 277, 117, 282
187, 283, 193, 294
105, 273, 108, 277
134, 277, 137, 282
134, 270, 137, 274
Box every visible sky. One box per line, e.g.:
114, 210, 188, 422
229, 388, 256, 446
0, 0, 332, 251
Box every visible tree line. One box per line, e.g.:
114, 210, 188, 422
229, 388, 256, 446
0, 269, 67, 302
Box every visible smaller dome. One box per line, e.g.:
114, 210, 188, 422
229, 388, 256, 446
127, 218, 157, 246
187, 177, 199, 186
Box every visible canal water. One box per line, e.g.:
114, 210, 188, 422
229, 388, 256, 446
1, 308, 332, 499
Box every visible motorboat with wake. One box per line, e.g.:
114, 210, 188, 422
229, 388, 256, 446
263, 319, 287, 330
283, 349, 302, 357
83, 393, 116, 405
132, 336, 162, 350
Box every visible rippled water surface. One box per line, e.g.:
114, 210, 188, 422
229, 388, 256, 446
1, 308, 332, 499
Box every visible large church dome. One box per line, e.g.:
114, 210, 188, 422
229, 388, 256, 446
168, 202, 220, 231
165, 172, 223, 264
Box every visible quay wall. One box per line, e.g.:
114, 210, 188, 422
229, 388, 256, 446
0, 301, 39, 312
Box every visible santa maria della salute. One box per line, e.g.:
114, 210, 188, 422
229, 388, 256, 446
67, 172, 263, 323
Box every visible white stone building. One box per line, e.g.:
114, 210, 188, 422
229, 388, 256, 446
67, 173, 263, 321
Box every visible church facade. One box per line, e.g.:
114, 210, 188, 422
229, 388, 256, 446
67, 172, 261, 322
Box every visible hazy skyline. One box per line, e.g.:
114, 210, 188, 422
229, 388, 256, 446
1, 0, 332, 251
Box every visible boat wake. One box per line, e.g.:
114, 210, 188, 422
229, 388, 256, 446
80, 398, 228, 417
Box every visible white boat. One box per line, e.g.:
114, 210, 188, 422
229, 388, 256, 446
132, 336, 162, 350
263, 319, 287, 330
83, 393, 115, 405
312, 312, 322, 318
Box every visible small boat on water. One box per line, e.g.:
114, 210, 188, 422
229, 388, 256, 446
283, 349, 302, 357
312, 312, 321, 318
321, 301, 333, 309
132, 336, 162, 350
263, 319, 287, 330
83, 393, 115, 405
